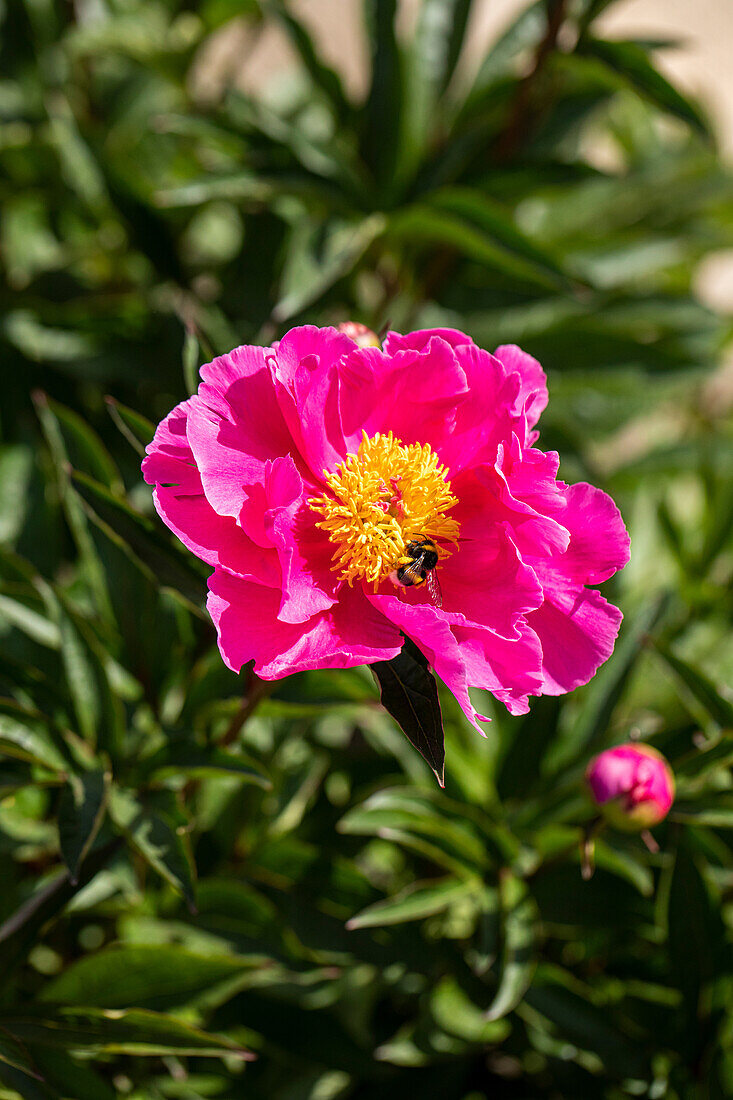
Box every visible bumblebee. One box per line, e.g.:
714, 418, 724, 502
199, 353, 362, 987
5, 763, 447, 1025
391, 537, 443, 607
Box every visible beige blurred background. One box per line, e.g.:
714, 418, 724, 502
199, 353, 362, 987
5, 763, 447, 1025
235, 0, 733, 149
202, 0, 733, 313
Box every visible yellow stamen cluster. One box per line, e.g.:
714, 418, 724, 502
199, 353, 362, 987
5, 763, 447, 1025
309, 431, 460, 588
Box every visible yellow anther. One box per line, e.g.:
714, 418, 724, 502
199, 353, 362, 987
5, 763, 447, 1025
309, 431, 459, 589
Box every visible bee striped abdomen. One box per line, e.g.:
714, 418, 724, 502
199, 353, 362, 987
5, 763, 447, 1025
392, 537, 443, 606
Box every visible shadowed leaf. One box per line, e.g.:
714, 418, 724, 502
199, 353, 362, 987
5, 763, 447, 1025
371, 637, 445, 784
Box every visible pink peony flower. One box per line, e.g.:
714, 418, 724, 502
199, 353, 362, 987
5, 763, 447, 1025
142, 326, 629, 729
586, 744, 675, 831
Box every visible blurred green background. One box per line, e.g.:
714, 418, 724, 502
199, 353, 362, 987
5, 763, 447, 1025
1, 0, 733, 1097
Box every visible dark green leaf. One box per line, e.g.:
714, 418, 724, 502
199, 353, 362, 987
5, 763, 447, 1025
525, 969, 649, 1078
34, 394, 112, 621
0, 712, 67, 773
484, 874, 537, 1020
0, 842, 122, 983
666, 842, 724, 1046
431, 976, 510, 1044
273, 215, 386, 322
361, 0, 402, 195
0, 1029, 43, 1081
41, 944, 257, 1010
547, 594, 670, 775
389, 203, 565, 291
339, 788, 490, 873
655, 644, 733, 730
0, 1059, 56, 1100
346, 877, 475, 930
109, 789, 197, 909
22, 1048, 115, 1100
371, 637, 445, 785
57, 771, 109, 882
146, 745, 270, 788
266, 0, 351, 122
104, 398, 155, 456
2, 1007, 252, 1060
578, 38, 711, 136
70, 471, 208, 607
183, 327, 200, 397
35, 581, 123, 755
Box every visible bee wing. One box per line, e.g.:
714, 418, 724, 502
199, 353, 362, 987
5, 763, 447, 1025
426, 569, 443, 608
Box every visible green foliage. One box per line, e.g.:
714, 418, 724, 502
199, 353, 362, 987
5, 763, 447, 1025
0, 0, 732, 1097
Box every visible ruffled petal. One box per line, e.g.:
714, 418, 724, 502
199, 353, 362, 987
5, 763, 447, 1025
270, 325, 356, 478
186, 344, 296, 535
340, 336, 523, 479
368, 595, 483, 730
493, 343, 548, 428
337, 336, 469, 459
368, 595, 544, 728
527, 584, 623, 695
438, 527, 543, 638
142, 399, 279, 585
435, 344, 526, 475
450, 458, 569, 567
261, 456, 340, 624
548, 482, 630, 585
208, 569, 402, 678
383, 328, 476, 355
388, 521, 542, 640
450, 619, 543, 716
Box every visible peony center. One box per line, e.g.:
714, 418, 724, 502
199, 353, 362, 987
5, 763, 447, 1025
309, 431, 460, 588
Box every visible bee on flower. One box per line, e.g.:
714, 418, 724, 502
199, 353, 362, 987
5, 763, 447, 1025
142, 325, 629, 730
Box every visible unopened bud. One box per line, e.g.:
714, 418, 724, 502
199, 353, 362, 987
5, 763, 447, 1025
585, 744, 674, 832
337, 322, 381, 349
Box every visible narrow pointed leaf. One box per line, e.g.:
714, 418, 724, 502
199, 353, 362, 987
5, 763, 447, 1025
654, 644, 733, 730
40, 944, 257, 1010
146, 746, 270, 787
2, 1007, 253, 1060
362, 0, 402, 193
267, 0, 351, 122
579, 38, 711, 136
347, 877, 475, 930
57, 771, 109, 882
70, 471, 207, 606
104, 398, 155, 455
484, 874, 538, 1020
109, 789, 197, 909
371, 636, 445, 784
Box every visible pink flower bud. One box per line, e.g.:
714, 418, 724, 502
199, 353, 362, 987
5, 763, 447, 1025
585, 744, 675, 831
337, 321, 381, 348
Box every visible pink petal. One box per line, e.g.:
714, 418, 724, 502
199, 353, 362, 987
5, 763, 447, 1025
270, 325, 356, 479
208, 570, 402, 678
451, 459, 569, 566
142, 399, 279, 585
451, 619, 544, 716
550, 482, 630, 584
368, 595, 482, 730
438, 527, 543, 638
527, 584, 623, 695
493, 343, 548, 428
368, 595, 543, 728
434, 344, 526, 475
340, 339, 523, 480
261, 456, 340, 624
383, 328, 476, 355
186, 344, 296, 534
392, 520, 542, 640
337, 337, 469, 459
